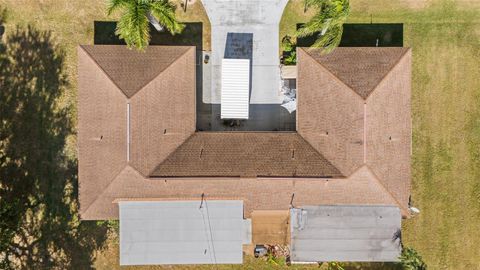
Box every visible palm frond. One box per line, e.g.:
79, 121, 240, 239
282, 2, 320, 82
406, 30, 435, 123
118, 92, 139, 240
297, 0, 350, 53
150, 0, 185, 34
304, 0, 327, 9
296, 14, 327, 38
106, 0, 185, 50
310, 24, 343, 54
106, 0, 131, 15
115, 0, 150, 50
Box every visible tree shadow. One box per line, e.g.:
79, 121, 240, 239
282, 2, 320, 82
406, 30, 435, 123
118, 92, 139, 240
0, 25, 109, 269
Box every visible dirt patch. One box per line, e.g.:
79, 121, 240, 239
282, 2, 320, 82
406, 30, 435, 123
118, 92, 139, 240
252, 210, 290, 246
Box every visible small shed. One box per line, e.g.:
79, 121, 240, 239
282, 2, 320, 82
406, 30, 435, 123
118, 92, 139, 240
290, 205, 402, 263
221, 59, 250, 119
119, 200, 244, 265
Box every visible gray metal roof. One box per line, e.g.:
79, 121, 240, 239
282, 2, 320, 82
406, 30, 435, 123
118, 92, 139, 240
290, 205, 402, 263
119, 200, 244, 265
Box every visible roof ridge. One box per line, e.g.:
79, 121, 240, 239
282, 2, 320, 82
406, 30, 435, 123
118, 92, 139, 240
80, 163, 129, 218
79, 45, 127, 98
299, 47, 366, 101
81, 165, 149, 218
296, 133, 345, 178
147, 131, 198, 177
364, 48, 411, 99
133, 46, 193, 98
362, 165, 409, 217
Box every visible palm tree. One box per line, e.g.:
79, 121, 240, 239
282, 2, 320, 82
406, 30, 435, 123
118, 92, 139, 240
297, 0, 350, 54
107, 0, 185, 51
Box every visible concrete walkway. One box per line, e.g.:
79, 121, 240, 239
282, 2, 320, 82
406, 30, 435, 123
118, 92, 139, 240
202, 0, 288, 104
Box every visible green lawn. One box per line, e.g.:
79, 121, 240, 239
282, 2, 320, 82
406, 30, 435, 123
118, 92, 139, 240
1, 0, 479, 269
281, 1, 480, 268
344, 1, 480, 269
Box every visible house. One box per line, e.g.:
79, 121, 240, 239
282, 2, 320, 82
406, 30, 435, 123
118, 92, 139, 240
77, 44, 411, 265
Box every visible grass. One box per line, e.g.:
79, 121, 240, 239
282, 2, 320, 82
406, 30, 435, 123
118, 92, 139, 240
279, 0, 315, 47
0, 0, 110, 159
0, 0, 479, 269
173, 0, 211, 50
345, 1, 480, 269
276, 1, 480, 268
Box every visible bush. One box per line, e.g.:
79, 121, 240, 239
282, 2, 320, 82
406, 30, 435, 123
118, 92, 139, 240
399, 247, 427, 270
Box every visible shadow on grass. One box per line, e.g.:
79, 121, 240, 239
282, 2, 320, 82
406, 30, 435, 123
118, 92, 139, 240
0, 25, 108, 269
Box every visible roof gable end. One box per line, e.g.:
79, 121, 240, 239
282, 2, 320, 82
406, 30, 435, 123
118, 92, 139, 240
302, 47, 409, 99
80, 45, 191, 98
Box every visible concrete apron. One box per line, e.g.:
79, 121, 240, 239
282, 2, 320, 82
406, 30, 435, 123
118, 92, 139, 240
202, 0, 288, 104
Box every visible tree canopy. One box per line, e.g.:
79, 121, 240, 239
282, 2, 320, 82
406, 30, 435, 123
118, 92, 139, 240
107, 0, 184, 51
297, 0, 350, 53
0, 25, 108, 269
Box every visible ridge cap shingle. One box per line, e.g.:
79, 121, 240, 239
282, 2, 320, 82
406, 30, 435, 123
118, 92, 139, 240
361, 165, 410, 217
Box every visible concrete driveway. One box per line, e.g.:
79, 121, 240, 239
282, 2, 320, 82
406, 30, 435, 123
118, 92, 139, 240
202, 0, 288, 104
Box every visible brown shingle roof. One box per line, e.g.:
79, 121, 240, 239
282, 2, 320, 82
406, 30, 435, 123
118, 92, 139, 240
302, 47, 409, 99
80, 45, 191, 98
78, 46, 412, 220
78, 45, 196, 216
129, 47, 196, 176
78, 47, 128, 211
81, 166, 400, 220
365, 49, 412, 208
297, 48, 365, 177
297, 47, 412, 209
151, 132, 343, 178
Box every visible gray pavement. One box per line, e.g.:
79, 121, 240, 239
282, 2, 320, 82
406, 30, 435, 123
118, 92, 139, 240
201, 0, 288, 104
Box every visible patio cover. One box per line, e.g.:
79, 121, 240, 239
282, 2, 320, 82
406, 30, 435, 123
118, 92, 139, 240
119, 200, 244, 265
290, 205, 402, 262
221, 59, 250, 119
